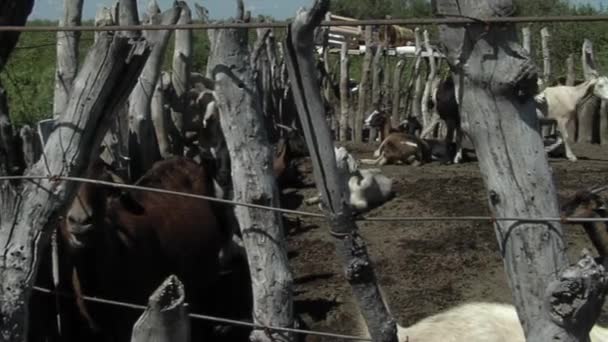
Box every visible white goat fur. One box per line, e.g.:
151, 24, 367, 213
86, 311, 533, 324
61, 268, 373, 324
305, 147, 393, 211
535, 76, 608, 161
355, 301, 608, 342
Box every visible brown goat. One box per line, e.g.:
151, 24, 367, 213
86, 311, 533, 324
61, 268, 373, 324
360, 110, 429, 166
59, 157, 230, 341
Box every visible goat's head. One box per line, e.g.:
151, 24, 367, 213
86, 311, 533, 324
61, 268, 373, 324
364, 110, 386, 129
592, 76, 608, 101
334, 146, 358, 174
399, 117, 422, 135
561, 188, 607, 218
63, 160, 125, 249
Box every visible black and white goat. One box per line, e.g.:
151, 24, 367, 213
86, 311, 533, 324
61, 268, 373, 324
305, 146, 393, 211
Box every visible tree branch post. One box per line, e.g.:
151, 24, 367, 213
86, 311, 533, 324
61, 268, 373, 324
579, 39, 600, 144
128, 0, 180, 179
53, 0, 84, 119
284, 1, 397, 341
433, 0, 606, 340
355, 26, 373, 143
130, 275, 190, 342
540, 27, 551, 88
0, 25, 149, 341
207, 1, 293, 341
339, 42, 350, 142
391, 59, 406, 128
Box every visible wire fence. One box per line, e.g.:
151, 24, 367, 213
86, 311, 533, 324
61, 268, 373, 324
32, 285, 372, 341
5, 15, 608, 33
1, 173, 606, 224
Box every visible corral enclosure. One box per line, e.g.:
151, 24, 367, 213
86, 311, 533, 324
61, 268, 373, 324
2, 0, 608, 341
288, 142, 608, 341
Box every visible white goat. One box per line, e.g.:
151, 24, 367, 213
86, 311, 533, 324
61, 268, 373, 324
355, 301, 608, 342
535, 76, 608, 161
305, 147, 393, 211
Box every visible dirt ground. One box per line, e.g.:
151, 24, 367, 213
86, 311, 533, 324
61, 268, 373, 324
281, 142, 608, 341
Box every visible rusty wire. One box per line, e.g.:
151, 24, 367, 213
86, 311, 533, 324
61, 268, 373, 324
3, 15, 608, 32
1, 174, 607, 224
32, 285, 372, 341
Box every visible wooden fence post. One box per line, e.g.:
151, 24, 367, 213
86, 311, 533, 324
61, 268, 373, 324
565, 53, 576, 86
128, 0, 180, 179
0, 23, 149, 341
170, 0, 193, 156
53, 0, 84, 119
355, 26, 373, 143
370, 34, 384, 140
434, 0, 606, 340
207, 1, 293, 341
391, 59, 406, 127
284, 1, 397, 341
131, 275, 190, 342
540, 27, 551, 87
522, 26, 531, 56
579, 39, 601, 143
420, 29, 437, 128
339, 42, 350, 142
411, 28, 424, 123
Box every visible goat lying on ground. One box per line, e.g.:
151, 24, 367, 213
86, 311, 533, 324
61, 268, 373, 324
360, 110, 429, 166
535, 76, 608, 161
355, 301, 608, 342
305, 146, 393, 211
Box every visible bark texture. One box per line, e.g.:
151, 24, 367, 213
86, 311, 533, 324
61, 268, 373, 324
0, 29, 149, 341
434, 0, 606, 340
284, 1, 397, 341
207, 2, 293, 341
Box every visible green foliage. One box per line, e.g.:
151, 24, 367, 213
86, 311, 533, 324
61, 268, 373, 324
4, 19, 212, 127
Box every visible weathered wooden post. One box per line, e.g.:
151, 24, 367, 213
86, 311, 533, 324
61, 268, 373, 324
391, 59, 406, 127
356, 26, 373, 143
540, 27, 551, 87
53, 0, 84, 119
578, 39, 601, 144
128, 0, 180, 179
420, 29, 437, 128
565, 53, 576, 86
339, 42, 350, 142
284, 1, 397, 341
169, 0, 193, 156
207, 1, 293, 341
370, 32, 384, 140
131, 275, 190, 342
434, 0, 607, 340
522, 26, 531, 55
0, 18, 150, 341
411, 28, 424, 123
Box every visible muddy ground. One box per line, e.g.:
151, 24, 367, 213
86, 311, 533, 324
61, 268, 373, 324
281, 142, 608, 341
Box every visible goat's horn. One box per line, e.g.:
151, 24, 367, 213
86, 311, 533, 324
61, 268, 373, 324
276, 124, 294, 132
590, 185, 608, 195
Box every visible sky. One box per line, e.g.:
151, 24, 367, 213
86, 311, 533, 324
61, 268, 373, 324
30, 0, 313, 20
29, 0, 607, 21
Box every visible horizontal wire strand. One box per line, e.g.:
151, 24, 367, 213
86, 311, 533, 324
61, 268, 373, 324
4, 15, 608, 32
1, 174, 606, 223
32, 286, 372, 341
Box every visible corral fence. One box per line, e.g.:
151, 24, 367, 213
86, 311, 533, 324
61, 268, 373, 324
2, 3, 608, 342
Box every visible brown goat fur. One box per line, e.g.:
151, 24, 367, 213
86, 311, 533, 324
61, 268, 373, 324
59, 157, 230, 341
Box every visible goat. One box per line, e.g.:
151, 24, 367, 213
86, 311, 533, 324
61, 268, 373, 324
360, 110, 430, 166
425, 75, 469, 164
305, 146, 393, 212
355, 301, 608, 342
60, 157, 232, 341
535, 76, 608, 161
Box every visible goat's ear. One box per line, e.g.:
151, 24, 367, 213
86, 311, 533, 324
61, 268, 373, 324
118, 192, 146, 215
